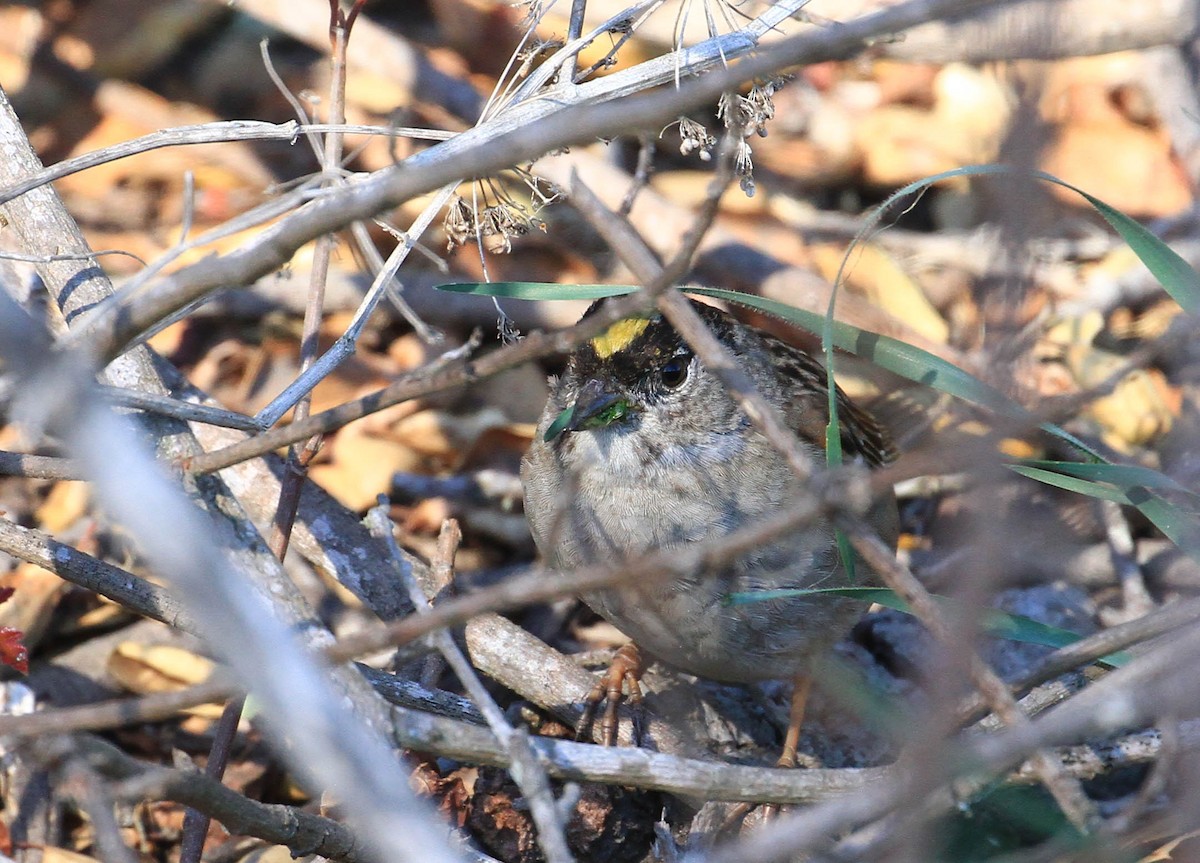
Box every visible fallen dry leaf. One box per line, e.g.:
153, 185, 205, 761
36, 481, 91, 534
809, 242, 949, 344
1139, 828, 1200, 862
392, 407, 511, 462
0, 562, 69, 652
37, 848, 101, 863
309, 424, 425, 511
106, 643, 220, 717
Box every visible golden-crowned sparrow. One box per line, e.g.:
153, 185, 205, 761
521, 297, 899, 750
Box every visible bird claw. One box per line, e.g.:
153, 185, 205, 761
577, 643, 644, 746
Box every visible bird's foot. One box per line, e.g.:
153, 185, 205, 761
577, 643, 644, 746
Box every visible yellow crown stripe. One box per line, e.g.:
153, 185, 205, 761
591, 317, 650, 359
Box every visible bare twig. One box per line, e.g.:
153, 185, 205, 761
101, 385, 263, 431
0, 451, 82, 481
181, 18, 362, 859
59, 759, 140, 863
368, 510, 575, 863
0, 120, 452, 206
68, 0, 1016, 365
842, 521, 1098, 830
0, 83, 457, 863
178, 696, 247, 863
559, 0, 591, 85
45, 735, 373, 863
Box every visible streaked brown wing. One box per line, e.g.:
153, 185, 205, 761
767, 337, 897, 470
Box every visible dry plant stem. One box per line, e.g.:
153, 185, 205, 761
0, 516, 200, 627
54, 734, 373, 863
220, 0, 482, 122
1105, 714, 1179, 837
0, 88, 455, 863
100, 385, 262, 431
496, 0, 668, 112
248, 20, 441, 421
0, 496, 816, 753
2, 349, 455, 860
68, 0, 1014, 365
0, 56, 432, 726
182, 25, 355, 856
1003, 596, 1200, 700
358, 663, 483, 725
4, 463, 1189, 745
0, 451, 83, 481
1101, 498, 1155, 622
0, 678, 236, 737
6, 694, 1179, 814
560, 0, 590, 84
962, 620, 1184, 728
386, 618, 1200, 858
179, 696, 246, 863
418, 521, 459, 689
254, 182, 455, 427
620, 133, 657, 216
583, 0, 1196, 61
0, 121, 452, 206
74, 0, 989, 469
184, 287, 678, 474
370, 512, 575, 863
841, 520, 1097, 830
0, 655, 473, 738
391, 706, 1182, 805
61, 760, 140, 863
0, 476, 431, 670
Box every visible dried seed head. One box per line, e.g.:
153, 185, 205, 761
676, 117, 716, 161
733, 139, 755, 197
444, 195, 475, 251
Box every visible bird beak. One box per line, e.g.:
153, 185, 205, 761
543, 379, 633, 442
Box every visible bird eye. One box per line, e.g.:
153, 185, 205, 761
660, 356, 690, 389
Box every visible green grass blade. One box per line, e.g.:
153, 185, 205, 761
1008, 465, 1137, 504
1012, 464, 1200, 559
1066, 185, 1200, 314
685, 287, 1028, 418
1018, 460, 1200, 500
859, 164, 1200, 314
436, 281, 1200, 562
436, 282, 637, 300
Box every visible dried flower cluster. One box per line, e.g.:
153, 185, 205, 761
674, 116, 717, 161
444, 170, 559, 254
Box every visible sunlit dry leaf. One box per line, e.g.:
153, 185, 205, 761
810, 242, 949, 344
856, 64, 1009, 187
404, 497, 454, 535
0, 6, 40, 92
37, 847, 101, 863
106, 643, 219, 716
392, 408, 511, 461
1139, 828, 1200, 862
1043, 312, 1179, 449
1039, 55, 1191, 218
0, 562, 68, 651
309, 425, 424, 511
36, 481, 91, 534
1042, 121, 1191, 218
1088, 367, 1178, 450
